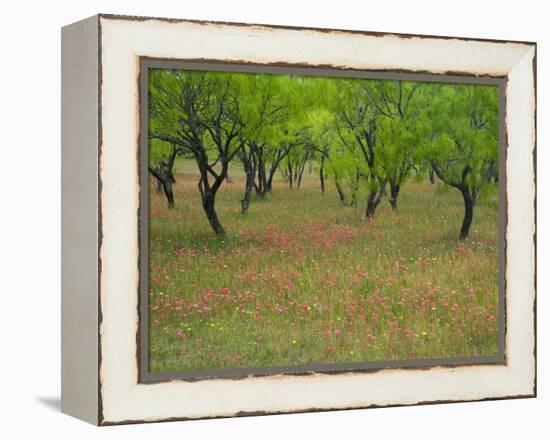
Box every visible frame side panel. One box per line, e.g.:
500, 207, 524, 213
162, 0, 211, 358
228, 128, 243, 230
61, 15, 100, 425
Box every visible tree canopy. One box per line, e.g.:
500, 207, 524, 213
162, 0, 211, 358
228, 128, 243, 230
148, 68, 499, 239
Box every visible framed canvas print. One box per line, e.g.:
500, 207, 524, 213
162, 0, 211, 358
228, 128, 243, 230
61, 14, 536, 425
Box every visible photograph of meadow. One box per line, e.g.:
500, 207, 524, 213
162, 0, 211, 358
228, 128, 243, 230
146, 67, 501, 374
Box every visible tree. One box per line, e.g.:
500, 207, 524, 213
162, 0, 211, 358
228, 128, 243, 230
239, 142, 256, 214
333, 79, 387, 219
363, 80, 424, 210
148, 139, 180, 208
303, 101, 337, 195
419, 83, 499, 240
282, 138, 310, 189
268, 77, 315, 192
148, 69, 245, 235
253, 141, 292, 196
147, 67, 499, 241
236, 74, 288, 212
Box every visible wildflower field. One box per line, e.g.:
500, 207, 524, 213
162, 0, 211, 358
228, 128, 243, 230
148, 160, 499, 373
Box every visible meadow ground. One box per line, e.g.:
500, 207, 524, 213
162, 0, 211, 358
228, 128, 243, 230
148, 160, 499, 373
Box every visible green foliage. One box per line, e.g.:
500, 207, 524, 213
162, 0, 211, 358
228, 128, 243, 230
149, 69, 498, 191
149, 138, 173, 167
148, 66, 499, 236
418, 83, 499, 186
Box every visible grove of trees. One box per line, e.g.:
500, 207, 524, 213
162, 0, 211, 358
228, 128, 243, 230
148, 69, 499, 240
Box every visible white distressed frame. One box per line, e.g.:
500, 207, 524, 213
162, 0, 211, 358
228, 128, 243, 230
62, 14, 536, 425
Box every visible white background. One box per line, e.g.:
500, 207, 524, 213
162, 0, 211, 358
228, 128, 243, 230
0, 0, 546, 438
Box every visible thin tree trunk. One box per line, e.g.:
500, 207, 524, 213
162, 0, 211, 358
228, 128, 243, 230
196, 158, 228, 236
257, 156, 266, 196
389, 178, 400, 211
365, 181, 386, 219
350, 170, 360, 207
431, 161, 477, 240
459, 188, 474, 240
319, 156, 325, 193
241, 162, 255, 214
163, 180, 175, 208
366, 191, 377, 218
202, 191, 225, 235
149, 167, 175, 208
259, 146, 290, 195
265, 173, 274, 193
296, 153, 309, 189
240, 146, 256, 213
335, 177, 346, 204
265, 157, 282, 194
287, 161, 293, 189
155, 177, 163, 194
148, 143, 179, 208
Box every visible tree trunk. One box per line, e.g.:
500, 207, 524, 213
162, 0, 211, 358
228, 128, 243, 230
163, 179, 175, 208
431, 161, 477, 240
202, 192, 225, 235
265, 173, 273, 194
366, 191, 377, 218
256, 146, 290, 196
389, 179, 400, 211
287, 162, 293, 189
350, 171, 360, 208
365, 182, 386, 219
149, 167, 175, 208
240, 147, 255, 213
319, 156, 325, 193
335, 178, 346, 204
241, 164, 255, 214
459, 188, 474, 240
296, 153, 309, 189
264, 158, 281, 194
257, 156, 266, 196
155, 177, 163, 194
297, 168, 304, 189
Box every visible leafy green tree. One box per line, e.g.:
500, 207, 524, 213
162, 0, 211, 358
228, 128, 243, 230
274, 77, 319, 191
147, 67, 498, 241
363, 80, 424, 210
305, 108, 335, 193
419, 83, 499, 239
332, 79, 387, 218
305, 109, 350, 203
148, 69, 245, 235
236, 74, 288, 212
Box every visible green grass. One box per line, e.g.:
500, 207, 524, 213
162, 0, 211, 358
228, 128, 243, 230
148, 159, 499, 373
